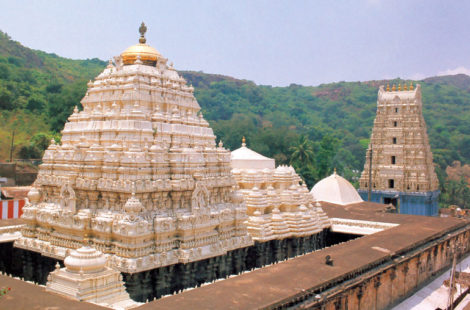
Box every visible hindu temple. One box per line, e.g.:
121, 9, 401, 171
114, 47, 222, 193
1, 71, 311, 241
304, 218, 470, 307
358, 83, 440, 216
230, 138, 329, 263
8, 23, 332, 303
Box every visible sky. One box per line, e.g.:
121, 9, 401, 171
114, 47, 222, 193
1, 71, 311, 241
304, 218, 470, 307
0, 0, 469, 86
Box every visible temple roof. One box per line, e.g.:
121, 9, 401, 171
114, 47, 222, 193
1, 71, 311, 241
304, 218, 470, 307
121, 22, 161, 65
378, 84, 421, 101
310, 171, 363, 205
231, 145, 275, 169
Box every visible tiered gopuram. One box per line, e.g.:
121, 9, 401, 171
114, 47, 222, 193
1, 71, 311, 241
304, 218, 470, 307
231, 139, 329, 243
15, 23, 252, 274
358, 83, 440, 216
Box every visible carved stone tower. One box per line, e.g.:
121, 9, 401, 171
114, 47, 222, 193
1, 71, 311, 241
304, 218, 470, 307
358, 83, 440, 216
15, 24, 252, 273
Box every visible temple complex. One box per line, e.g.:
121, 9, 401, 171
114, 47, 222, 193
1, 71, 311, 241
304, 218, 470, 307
0, 23, 465, 310
358, 83, 440, 216
231, 138, 329, 242
15, 23, 253, 276
6, 24, 334, 303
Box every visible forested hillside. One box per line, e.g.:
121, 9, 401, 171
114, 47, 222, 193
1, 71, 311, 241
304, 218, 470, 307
0, 30, 469, 207
180, 71, 470, 180
0, 30, 106, 160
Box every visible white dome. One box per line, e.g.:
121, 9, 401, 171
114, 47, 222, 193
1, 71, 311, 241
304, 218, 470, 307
231, 146, 275, 169
310, 171, 363, 205
64, 246, 107, 274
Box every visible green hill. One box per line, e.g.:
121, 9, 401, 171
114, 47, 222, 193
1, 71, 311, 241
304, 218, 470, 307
0, 30, 106, 160
0, 29, 469, 207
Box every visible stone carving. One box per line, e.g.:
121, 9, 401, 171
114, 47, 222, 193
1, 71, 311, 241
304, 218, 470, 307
15, 25, 253, 273
359, 84, 438, 193
191, 181, 209, 213
59, 181, 76, 213
358, 84, 440, 215
231, 141, 330, 242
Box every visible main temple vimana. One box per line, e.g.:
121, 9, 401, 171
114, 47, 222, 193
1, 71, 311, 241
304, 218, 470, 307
1, 23, 469, 310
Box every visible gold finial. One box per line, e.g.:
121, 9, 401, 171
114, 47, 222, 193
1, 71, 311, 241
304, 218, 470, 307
139, 22, 147, 44
334, 168, 337, 174
409, 82, 414, 90
398, 83, 401, 91
242, 136, 246, 147
392, 84, 396, 91
404, 83, 408, 91
386, 83, 390, 91
83, 233, 90, 246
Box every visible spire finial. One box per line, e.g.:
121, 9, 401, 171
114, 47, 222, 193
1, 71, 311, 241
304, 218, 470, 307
242, 136, 246, 147
409, 82, 414, 90
392, 84, 396, 91
386, 83, 390, 91
83, 233, 91, 246
398, 83, 401, 91
404, 83, 408, 91
139, 22, 147, 44
334, 168, 337, 175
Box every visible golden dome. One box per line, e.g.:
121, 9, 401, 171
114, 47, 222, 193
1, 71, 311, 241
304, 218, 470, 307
121, 22, 161, 66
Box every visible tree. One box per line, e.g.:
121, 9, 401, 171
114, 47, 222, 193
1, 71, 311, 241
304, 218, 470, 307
316, 135, 340, 179
289, 135, 317, 187
289, 135, 314, 167
18, 144, 40, 159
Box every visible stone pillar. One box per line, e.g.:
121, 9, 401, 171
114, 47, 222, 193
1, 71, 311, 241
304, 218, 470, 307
255, 242, 266, 268
23, 250, 34, 282
141, 271, 153, 302
374, 275, 381, 310
123, 273, 142, 301
402, 263, 409, 297
154, 267, 170, 298
356, 284, 364, 310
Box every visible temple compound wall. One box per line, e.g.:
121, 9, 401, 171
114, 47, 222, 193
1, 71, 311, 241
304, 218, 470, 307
282, 223, 470, 309
358, 83, 440, 216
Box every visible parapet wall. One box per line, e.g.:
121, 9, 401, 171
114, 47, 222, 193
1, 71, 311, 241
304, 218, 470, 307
290, 223, 470, 310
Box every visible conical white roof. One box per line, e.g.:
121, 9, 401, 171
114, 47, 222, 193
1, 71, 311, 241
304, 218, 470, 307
310, 171, 363, 205
231, 145, 275, 169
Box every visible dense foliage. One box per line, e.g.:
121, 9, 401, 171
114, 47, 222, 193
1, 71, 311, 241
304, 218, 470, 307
0, 30, 469, 208
0, 31, 105, 159
180, 72, 470, 191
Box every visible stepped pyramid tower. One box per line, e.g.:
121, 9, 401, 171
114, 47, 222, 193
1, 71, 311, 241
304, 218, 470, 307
230, 138, 330, 243
358, 83, 440, 216
16, 23, 253, 273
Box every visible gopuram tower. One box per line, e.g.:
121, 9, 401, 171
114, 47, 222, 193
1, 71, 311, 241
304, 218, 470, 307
358, 83, 440, 216
15, 23, 253, 276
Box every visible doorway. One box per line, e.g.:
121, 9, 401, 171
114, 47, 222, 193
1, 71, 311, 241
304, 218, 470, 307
383, 197, 398, 207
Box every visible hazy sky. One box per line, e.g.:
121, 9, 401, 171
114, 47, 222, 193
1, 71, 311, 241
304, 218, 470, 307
1, 0, 469, 86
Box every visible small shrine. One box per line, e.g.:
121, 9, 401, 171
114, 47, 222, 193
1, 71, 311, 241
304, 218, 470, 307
46, 240, 138, 309
231, 138, 329, 242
